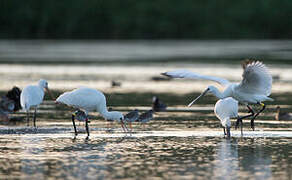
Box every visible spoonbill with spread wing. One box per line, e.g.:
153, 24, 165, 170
56, 87, 126, 137
162, 60, 273, 130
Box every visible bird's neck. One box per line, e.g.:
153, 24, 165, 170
38, 85, 45, 92
100, 109, 116, 120
211, 87, 228, 99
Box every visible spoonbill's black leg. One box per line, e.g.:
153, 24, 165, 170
250, 103, 266, 131
235, 118, 241, 130
33, 107, 37, 127
235, 105, 255, 129
26, 110, 30, 126
240, 119, 243, 136
85, 119, 89, 138
226, 127, 231, 138
223, 127, 226, 136
72, 113, 78, 136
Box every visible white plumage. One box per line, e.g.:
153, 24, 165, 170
214, 98, 238, 137
235, 61, 272, 97
56, 87, 124, 121
20, 79, 53, 127
56, 87, 127, 135
162, 60, 273, 130
57, 87, 106, 113
21, 86, 43, 111
163, 61, 273, 105
214, 98, 238, 128
164, 69, 230, 87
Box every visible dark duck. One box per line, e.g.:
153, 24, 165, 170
0, 87, 22, 121
152, 96, 167, 112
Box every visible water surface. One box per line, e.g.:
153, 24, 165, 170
0, 40, 291, 179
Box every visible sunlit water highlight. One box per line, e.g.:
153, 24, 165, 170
0, 131, 291, 179
0, 40, 291, 179
0, 103, 292, 179
0, 63, 292, 93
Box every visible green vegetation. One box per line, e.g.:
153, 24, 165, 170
1, 0, 292, 39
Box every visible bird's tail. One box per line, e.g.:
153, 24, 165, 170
21, 102, 29, 111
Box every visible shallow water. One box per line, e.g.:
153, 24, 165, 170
0, 40, 292, 179
0, 132, 291, 179
1, 40, 292, 93
1, 101, 292, 179
0, 63, 292, 94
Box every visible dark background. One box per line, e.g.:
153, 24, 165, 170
1, 0, 292, 39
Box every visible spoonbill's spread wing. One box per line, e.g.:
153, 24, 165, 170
236, 61, 272, 96
162, 69, 230, 87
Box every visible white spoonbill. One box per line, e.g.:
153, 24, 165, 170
20, 79, 54, 127
162, 60, 273, 130
56, 87, 126, 137
214, 97, 239, 138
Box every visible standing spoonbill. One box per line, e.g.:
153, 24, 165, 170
56, 87, 126, 137
214, 97, 239, 138
162, 60, 273, 130
20, 79, 54, 127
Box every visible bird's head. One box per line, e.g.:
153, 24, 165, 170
207, 85, 218, 93
38, 79, 54, 100
38, 79, 49, 89
107, 111, 124, 122
188, 85, 219, 107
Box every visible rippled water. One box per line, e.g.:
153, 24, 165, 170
0, 101, 292, 179
0, 132, 291, 179
1, 40, 292, 94
0, 40, 292, 179
0, 63, 292, 94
